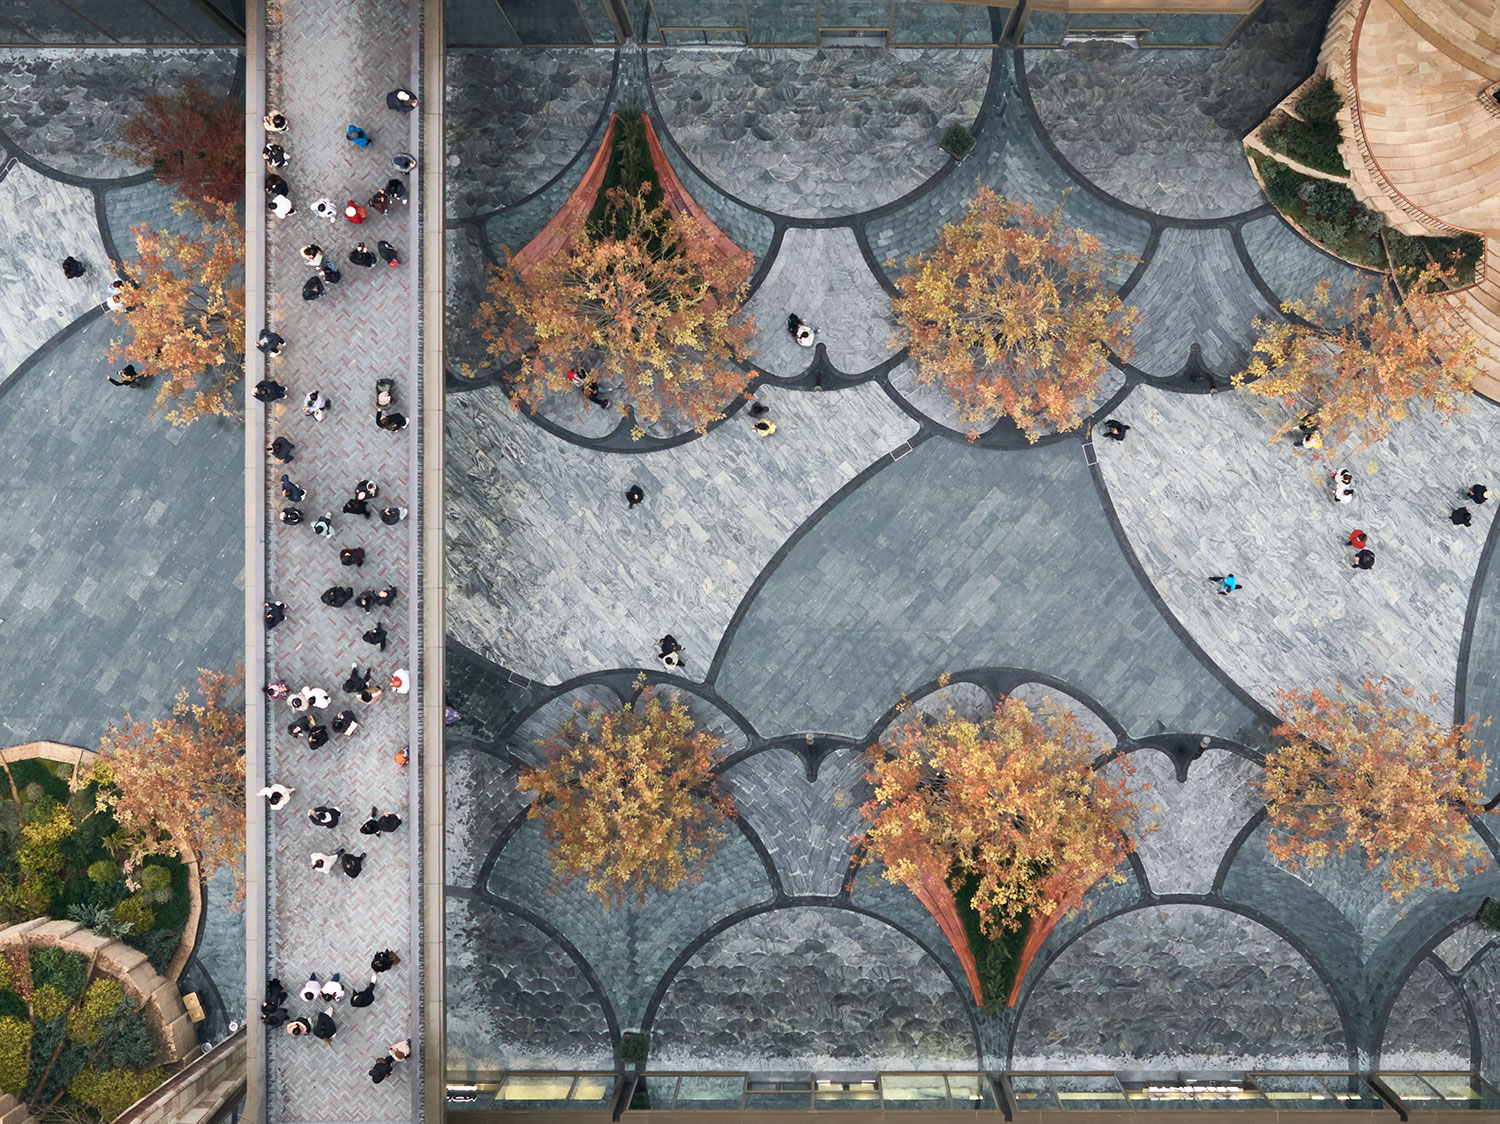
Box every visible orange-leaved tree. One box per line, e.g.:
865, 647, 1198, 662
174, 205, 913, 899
1260, 678, 1494, 899
520, 687, 734, 906
81, 667, 246, 894
121, 77, 245, 216
859, 695, 1148, 939
891, 186, 1139, 441
471, 185, 755, 434
108, 200, 244, 426
1234, 265, 1480, 450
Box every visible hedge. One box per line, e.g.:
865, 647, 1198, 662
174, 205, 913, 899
1262, 114, 1349, 176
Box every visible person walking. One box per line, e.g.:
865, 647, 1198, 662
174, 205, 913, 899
370, 1055, 394, 1083
62, 255, 86, 279
263, 143, 287, 168
300, 244, 323, 267
303, 391, 330, 420
256, 329, 286, 355
258, 784, 294, 807
362, 622, 388, 651
343, 496, 371, 518
320, 975, 345, 1003
331, 709, 360, 737
340, 547, 365, 567
376, 410, 408, 431
321, 585, 354, 607
1214, 574, 1240, 596
1349, 529, 1368, 549
313, 512, 335, 538
351, 979, 376, 1007
626, 484, 644, 508
1451, 506, 1473, 526
254, 379, 287, 402
349, 242, 377, 268
658, 635, 684, 669
270, 436, 296, 462
344, 200, 367, 225
307, 725, 330, 749
392, 152, 417, 174
380, 505, 407, 525
374, 584, 398, 608
280, 508, 302, 526
1468, 484, 1490, 505
108, 364, 146, 387
313, 1008, 337, 1042
384, 178, 408, 205
389, 1038, 411, 1061
753, 419, 776, 437
344, 664, 372, 694
1331, 469, 1355, 504
286, 1017, 311, 1037
305, 686, 330, 709
368, 188, 390, 215
299, 974, 321, 1002
308, 806, 340, 828
268, 193, 296, 219
311, 197, 336, 223
302, 275, 325, 302
319, 262, 342, 285
371, 949, 401, 975
346, 125, 371, 147
281, 474, 306, 502
264, 110, 288, 132
287, 715, 315, 738
378, 240, 401, 267
338, 850, 366, 878
1353, 548, 1376, 570
390, 668, 411, 694
1101, 419, 1130, 441
263, 679, 289, 700
386, 87, 418, 111
355, 478, 379, 500
264, 601, 286, 629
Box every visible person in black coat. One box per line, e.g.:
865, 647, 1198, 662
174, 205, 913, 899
286, 1017, 311, 1037
377, 239, 400, 267
307, 725, 330, 749
370, 949, 400, 974
270, 436, 295, 462
343, 497, 371, 518
349, 242, 377, 268
386, 88, 418, 112
254, 379, 287, 402
331, 709, 360, 736
264, 601, 286, 629
321, 586, 354, 607
302, 275, 325, 302
339, 850, 366, 878
312, 1009, 337, 1041
370, 1054, 393, 1082
288, 716, 315, 738
351, 980, 376, 1008
344, 665, 371, 693
308, 806, 340, 828
266, 977, 289, 1007
257, 329, 286, 355
281, 474, 306, 502
62, 256, 86, 279
362, 623, 387, 651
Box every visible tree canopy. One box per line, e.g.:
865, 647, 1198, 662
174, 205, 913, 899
859, 695, 1149, 938
520, 688, 734, 907
891, 186, 1139, 440
120, 77, 244, 217
1260, 678, 1493, 898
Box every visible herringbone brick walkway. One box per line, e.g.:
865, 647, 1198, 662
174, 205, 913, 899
260, 0, 422, 1119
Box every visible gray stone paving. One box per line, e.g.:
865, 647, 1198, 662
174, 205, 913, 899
103, 175, 204, 257
188, 866, 249, 1039
649, 49, 989, 219
0, 48, 239, 179
445, 743, 529, 889
1010, 904, 1347, 1070
1096, 381, 1500, 722
1005, 680, 1114, 748
445, 381, 917, 685
0, 313, 244, 748
1125, 226, 1279, 379
1436, 923, 1496, 975
865, 51, 1150, 289
713, 436, 1263, 741
447, 895, 614, 1076
648, 907, 977, 1071
1462, 512, 1500, 801
1461, 946, 1500, 1083
1239, 211, 1378, 313
445, 48, 616, 219
0, 160, 108, 381
259, 0, 421, 1117
1022, 0, 1333, 219
1377, 958, 1469, 1070
741, 227, 897, 376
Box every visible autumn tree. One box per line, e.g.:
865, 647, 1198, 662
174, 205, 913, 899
520, 688, 734, 907
1260, 678, 1494, 899
80, 667, 246, 891
1235, 265, 1480, 449
121, 77, 244, 216
859, 696, 1148, 938
471, 184, 756, 433
108, 200, 244, 425
891, 186, 1139, 441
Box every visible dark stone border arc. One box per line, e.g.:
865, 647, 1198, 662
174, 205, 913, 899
1112, 226, 1162, 303
1229, 207, 1385, 320
703, 429, 937, 687
634, 898, 985, 1072
1210, 808, 1269, 894
0, 304, 106, 405
94, 182, 127, 279
0, 123, 155, 192
445, 48, 622, 231
448, 884, 626, 1068
642, 45, 1009, 232
1082, 426, 1280, 742
1009, 44, 1276, 234
1453, 483, 1500, 727
1002, 893, 1360, 1072
1372, 934, 1485, 1074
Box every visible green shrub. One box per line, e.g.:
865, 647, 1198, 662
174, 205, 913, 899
952, 866, 1034, 1013
620, 1031, 649, 1067
586, 112, 664, 243
139, 865, 170, 894
23, 795, 60, 827
0, 953, 12, 992
21, 784, 42, 805
940, 123, 976, 161
111, 896, 154, 936
1263, 114, 1348, 176
43, 1039, 91, 1105
88, 860, 120, 885
149, 861, 189, 935
1387, 228, 1485, 289
67, 978, 125, 1046
21, 1013, 57, 1095
0, 1016, 31, 1095
1480, 897, 1500, 930
69, 1065, 163, 1120
127, 929, 178, 977
30, 947, 88, 1003
0, 992, 24, 1021
97, 1006, 159, 1072
9, 759, 71, 804
1296, 75, 1342, 124
32, 983, 70, 1022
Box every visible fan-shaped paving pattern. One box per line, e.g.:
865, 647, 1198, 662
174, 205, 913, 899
1378, 957, 1470, 1070
649, 907, 977, 1071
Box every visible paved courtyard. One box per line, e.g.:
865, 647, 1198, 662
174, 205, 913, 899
443, 0, 1500, 1088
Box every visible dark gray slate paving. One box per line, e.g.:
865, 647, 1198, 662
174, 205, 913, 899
487, 817, 774, 1030
1377, 958, 1469, 1070
186, 866, 247, 1042
1022, 0, 1333, 219
0, 314, 244, 748
1010, 904, 1346, 1069
103, 176, 203, 256
865, 52, 1149, 289
445, 744, 529, 889
1460, 946, 1500, 1083
713, 436, 1263, 742
1462, 521, 1500, 803
1126, 226, 1278, 379
1239, 211, 1377, 312
0, 48, 240, 179
445, 47, 616, 219
650, 49, 989, 219
720, 747, 869, 898
447, 894, 614, 1075
648, 906, 977, 1071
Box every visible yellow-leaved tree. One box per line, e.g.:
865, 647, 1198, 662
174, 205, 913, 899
520, 688, 734, 906
108, 200, 244, 426
891, 186, 1138, 440
1261, 679, 1494, 899
1234, 266, 1480, 449
471, 185, 755, 434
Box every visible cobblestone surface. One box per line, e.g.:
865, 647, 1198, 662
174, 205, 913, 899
260, 0, 421, 1117
0, 48, 239, 179
650, 49, 988, 219
1011, 904, 1346, 1070
649, 907, 977, 1071
0, 160, 108, 381
445, 47, 615, 219
447, 894, 614, 1075
445, 381, 917, 685
742, 227, 897, 377
1377, 958, 1469, 1070
714, 436, 1264, 741
0, 314, 244, 748
1239, 211, 1376, 312
1125, 226, 1279, 379
1022, 0, 1333, 219
1096, 381, 1500, 721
